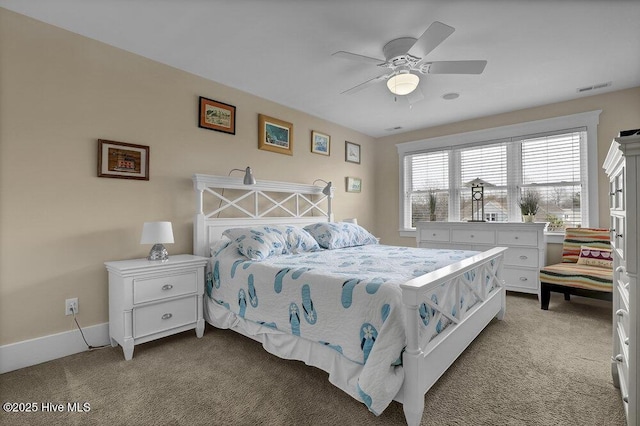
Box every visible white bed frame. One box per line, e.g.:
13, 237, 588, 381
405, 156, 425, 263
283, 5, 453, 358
193, 174, 507, 425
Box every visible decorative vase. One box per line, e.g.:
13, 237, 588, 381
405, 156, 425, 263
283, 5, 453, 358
522, 214, 535, 223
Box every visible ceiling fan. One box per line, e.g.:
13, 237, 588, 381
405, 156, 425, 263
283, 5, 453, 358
332, 21, 487, 102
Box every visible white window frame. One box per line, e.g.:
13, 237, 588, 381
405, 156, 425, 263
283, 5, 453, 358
397, 110, 601, 241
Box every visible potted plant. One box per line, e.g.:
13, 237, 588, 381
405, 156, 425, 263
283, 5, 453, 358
518, 190, 540, 223
428, 191, 437, 221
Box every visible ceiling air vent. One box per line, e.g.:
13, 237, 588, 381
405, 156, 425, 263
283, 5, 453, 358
577, 81, 612, 93
385, 126, 403, 131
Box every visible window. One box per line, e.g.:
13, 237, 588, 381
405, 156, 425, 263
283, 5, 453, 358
397, 111, 601, 236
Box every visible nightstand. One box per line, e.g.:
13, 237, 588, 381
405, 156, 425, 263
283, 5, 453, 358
105, 254, 209, 360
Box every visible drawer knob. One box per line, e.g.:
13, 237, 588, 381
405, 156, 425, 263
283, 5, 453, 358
616, 234, 623, 238
519, 277, 528, 281
162, 284, 174, 291
519, 255, 528, 260
616, 309, 627, 317
615, 354, 623, 362
432, 233, 437, 237
514, 236, 519, 240
623, 396, 629, 404
161, 313, 173, 320
470, 234, 474, 238
625, 338, 630, 345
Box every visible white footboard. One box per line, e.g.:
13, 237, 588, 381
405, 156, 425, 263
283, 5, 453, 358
398, 246, 507, 426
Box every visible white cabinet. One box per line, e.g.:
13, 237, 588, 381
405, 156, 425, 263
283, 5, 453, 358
105, 254, 208, 360
604, 132, 640, 425
416, 222, 546, 295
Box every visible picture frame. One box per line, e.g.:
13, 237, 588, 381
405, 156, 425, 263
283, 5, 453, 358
259, 114, 293, 155
346, 176, 362, 193
98, 139, 149, 180
311, 130, 331, 156
198, 96, 236, 135
345, 141, 361, 164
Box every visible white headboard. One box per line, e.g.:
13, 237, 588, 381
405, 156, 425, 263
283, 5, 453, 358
192, 174, 334, 257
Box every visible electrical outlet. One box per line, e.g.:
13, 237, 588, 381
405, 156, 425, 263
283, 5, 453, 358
65, 298, 78, 316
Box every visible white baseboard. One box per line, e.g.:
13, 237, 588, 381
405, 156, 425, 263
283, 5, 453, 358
0, 322, 110, 374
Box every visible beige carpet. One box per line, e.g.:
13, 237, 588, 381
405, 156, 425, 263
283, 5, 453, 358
0, 293, 626, 425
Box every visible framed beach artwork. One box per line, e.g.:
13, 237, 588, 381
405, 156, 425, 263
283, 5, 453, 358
98, 139, 149, 180
258, 114, 293, 155
198, 96, 236, 135
311, 130, 330, 156
345, 141, 361, 164
346, 176, 362, 193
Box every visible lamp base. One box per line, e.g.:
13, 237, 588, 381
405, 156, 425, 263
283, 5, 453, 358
147, 244, 169, 262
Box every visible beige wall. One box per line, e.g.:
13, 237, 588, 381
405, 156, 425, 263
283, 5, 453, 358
0, 9, 375, 345
374, 86, 640, 254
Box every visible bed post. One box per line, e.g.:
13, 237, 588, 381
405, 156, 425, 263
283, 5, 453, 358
193, 178, 206, 257
402, 295, 424, 426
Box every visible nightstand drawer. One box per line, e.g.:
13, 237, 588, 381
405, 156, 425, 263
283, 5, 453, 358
451, 229, 495, 245
133, 296, 197, 338
134, 271, 197, 304
504, 248, 539, 268
497, 230, 538, 246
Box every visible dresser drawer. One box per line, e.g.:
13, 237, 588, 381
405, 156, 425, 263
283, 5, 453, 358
616, 306, 630, 340
497, 230, 538, 247
419, 228, 450, 243
502, 267, 538, 291
451, 229, 495, 245
133, 271, 198, 304
504, 248, 539, 268
133, 296, 197, 338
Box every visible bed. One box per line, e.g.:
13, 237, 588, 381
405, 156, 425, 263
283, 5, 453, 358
193, 174, 507, 425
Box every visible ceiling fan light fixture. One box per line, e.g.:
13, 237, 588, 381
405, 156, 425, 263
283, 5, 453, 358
386, 72, 419, 95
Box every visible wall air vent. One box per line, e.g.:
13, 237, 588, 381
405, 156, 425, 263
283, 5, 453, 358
577, 81, 612, 93
385, 126, 403, 131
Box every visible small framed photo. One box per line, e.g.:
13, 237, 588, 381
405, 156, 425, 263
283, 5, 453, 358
199, 96, 236, 135
311, 130, 330, 156
98, 139, 149, 180
259, 114, 293, 155
346, 176, 362, 193
345, 141, 361, 164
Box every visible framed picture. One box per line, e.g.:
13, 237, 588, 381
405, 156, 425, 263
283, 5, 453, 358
345, 141, 361, 164
259, 114, 293, 155
198, 96, 236, 135
98, 139, 149, 180
346, 176, 362, 193
311, 130, 330, 156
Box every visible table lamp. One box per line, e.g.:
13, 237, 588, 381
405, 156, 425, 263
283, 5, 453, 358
140, 221, 174, 261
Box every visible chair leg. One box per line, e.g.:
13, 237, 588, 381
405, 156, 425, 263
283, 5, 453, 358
541, 283, 551, 310
564, 290, 570, 301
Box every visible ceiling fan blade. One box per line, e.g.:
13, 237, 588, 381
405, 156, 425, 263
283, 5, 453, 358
427, 60, 487, 74
341, 73, 391, 95
332, 51, 385, 66
407, 21, 455, 58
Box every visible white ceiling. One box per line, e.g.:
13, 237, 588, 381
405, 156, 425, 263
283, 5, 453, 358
2, 0, 639, 138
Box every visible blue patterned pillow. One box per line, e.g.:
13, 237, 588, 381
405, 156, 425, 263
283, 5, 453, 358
223, 225, 319, 260
304, 222, 378, 249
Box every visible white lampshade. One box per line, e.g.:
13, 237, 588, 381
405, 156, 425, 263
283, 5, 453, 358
386, 72, 419, 95
140, 221, 174, 244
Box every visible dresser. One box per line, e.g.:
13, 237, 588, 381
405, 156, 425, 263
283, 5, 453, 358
604, 132, 640, 424
416, 222, 546, 296
105, 254, 208, 360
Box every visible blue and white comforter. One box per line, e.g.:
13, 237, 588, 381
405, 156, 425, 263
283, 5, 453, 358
206, 243, 480, 414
